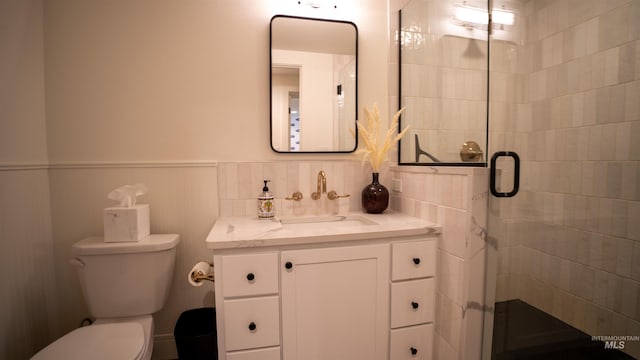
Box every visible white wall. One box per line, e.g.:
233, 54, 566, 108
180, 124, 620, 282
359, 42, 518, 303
0, 0, 59, 358
36, 0, 391, 358
43, 0, 391, 164
0, 0, 48, 165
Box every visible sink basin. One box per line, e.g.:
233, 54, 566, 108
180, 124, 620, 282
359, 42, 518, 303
275, 215, 378, 230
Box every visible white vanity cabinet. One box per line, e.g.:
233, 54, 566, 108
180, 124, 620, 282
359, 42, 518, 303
213, 238, 436, 360
207, 212, 441, 360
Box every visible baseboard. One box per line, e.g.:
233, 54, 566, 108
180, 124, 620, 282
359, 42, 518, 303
151, 334, 178, 360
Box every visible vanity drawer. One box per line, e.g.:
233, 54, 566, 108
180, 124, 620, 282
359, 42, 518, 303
227, 347, 280, 360
222, 253, 279, 297
392, 240, 436, 281
390, 324, 433, 360
223, 296, 280, 351
390, 278, 434, 328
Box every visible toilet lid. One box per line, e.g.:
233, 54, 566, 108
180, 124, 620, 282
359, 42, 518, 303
32, 323, 144, 360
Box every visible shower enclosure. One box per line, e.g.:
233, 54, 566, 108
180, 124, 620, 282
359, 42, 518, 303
398, 0, 640, 358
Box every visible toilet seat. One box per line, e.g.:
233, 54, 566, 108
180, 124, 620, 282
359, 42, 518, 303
32, 323, 145, 360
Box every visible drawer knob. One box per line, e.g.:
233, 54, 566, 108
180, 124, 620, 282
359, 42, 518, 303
411, 301, 419, 310
410, 347, 418, 355
412, 257, 421, 265
246, 273, 255, 281
248, 322, 257, 331
285, 261, 293, 270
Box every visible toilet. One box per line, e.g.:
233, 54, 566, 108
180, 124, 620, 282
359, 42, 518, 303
32, 234, 180, 360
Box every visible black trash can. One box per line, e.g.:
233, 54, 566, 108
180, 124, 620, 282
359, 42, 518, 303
174, 307, 218, 360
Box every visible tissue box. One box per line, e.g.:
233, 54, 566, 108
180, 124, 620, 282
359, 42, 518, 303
103, 204, 150, 242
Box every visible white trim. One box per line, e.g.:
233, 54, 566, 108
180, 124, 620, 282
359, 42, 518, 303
0, 160, 218, 171
49, 160, 218, 169
0, 162, 49, 171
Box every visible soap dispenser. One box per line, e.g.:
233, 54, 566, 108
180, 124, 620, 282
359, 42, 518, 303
258, 180, 275, 219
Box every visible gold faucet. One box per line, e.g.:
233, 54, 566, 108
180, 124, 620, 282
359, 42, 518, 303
311, 170, 350, 200
311, 170, 327, 200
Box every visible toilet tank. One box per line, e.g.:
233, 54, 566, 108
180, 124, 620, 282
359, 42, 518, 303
71, 234, 180, 318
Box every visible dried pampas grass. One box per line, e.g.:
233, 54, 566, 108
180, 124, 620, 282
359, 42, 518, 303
351, 103, 409, 172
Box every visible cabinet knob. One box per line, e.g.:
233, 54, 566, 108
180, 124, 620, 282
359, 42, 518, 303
413, 257, 421, 265
246, 273, 255, 281
248, 322, 257, 331
285, 261, 293, 270
410, 347, 418, 355
411, 301, 419, 310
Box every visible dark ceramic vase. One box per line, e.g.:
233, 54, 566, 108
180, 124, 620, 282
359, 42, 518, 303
361, 172, 389, 214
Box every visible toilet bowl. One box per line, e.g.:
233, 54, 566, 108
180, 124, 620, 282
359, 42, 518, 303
32, 234, 179, 360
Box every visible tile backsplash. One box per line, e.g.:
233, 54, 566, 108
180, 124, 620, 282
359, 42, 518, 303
217, 161, 374, 217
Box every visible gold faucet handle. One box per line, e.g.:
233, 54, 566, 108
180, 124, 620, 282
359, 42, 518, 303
327, 190, 350, 200
285, 191, 303, 201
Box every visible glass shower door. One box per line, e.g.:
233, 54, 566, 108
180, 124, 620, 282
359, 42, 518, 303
484, 0, 639, 358
398, 0, 489, 166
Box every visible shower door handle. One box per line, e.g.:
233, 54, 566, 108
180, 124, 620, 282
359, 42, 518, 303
490, 151, 520, 198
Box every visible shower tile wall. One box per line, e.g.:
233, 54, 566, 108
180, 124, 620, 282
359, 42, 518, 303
390, 166, 489, 359
490, 0, 640, 357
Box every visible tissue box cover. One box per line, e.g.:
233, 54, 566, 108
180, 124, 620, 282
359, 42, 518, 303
103, 204, 150, 242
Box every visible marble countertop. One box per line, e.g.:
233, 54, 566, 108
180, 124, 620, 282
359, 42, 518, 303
206, 211, 441, 250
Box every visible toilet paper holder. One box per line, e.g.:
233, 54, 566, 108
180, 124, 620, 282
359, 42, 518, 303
190, 262, 215, 283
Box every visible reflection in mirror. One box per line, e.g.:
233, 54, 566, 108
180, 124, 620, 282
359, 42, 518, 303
398, 0, 489, 165
270, 15, 358, 153
272, 66, 301, 151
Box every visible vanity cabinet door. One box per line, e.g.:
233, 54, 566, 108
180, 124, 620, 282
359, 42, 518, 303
280, 244, 389, 360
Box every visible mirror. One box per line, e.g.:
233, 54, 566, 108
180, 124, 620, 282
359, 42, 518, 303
270, 15, 358, 153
